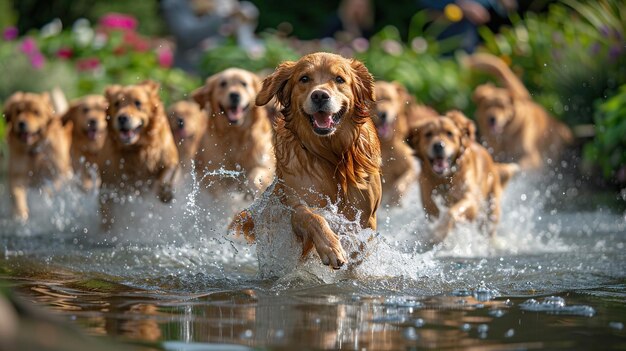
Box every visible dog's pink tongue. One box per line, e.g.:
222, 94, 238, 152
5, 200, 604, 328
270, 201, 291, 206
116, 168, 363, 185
432, 158, 449, 174
87, 130, 97, 140
313, 111, 333, 129
227, 106, 244, 122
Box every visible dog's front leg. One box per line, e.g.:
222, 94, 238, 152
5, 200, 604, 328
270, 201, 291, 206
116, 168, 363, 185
247, 166, 273, 192
9, 177, 28, 222
291, 205, 347, 269
156, 165, 179, 203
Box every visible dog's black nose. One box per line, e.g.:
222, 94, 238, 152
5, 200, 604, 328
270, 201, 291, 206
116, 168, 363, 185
117, 115, 129, 126
433, 141, 446, 156
311, 90, 330, 106
378, 111, 387, 121
17, 121, 27, 131
229, 92, 241, 105
87, 118, 97, 129
177, 117, 185, 129
488, 116, 497, 126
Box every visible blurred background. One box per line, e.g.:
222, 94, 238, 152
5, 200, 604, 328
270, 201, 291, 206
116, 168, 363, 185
0, 0, 624, 186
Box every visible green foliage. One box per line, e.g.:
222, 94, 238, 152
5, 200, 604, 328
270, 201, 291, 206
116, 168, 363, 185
478, 0, 626, 125
584, 85, 626, 182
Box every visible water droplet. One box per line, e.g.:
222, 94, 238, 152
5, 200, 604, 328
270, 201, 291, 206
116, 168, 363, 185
403, 327, 419, 341
505, 329, 515, 338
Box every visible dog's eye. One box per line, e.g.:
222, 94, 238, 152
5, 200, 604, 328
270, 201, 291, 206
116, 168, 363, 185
33, 110, 40, 116
220, 80, 227, 88
446, 130, 453, 137
241, 81, 248, 87
335, 76, 345, 84
299, 75, 310, 83
114, 101, 121, 109
425, 131, 433, 138
83, 107, 90, 114
134, 100, 142, 109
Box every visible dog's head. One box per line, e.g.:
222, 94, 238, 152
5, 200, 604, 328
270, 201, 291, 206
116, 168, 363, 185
373, 81, 408, 140
105, 81, 164, 146
192, 68, 261, 127
407, 110, 476, 177
473, 83, 515, 135
3, 91, 56, 146
63, 95, 108, 142
256, 52, 374, 138
167, 101, 205, 141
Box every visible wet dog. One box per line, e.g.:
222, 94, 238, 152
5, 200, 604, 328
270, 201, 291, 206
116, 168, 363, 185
3, 91, 73, 221
192, 68, 274, 196
407, 111, 518, 244
373, 81, 438, 206
99, 81, 179, 228
62, 95, 108, 191
230, 53, 382, 269
166, 100, 207, 172
467, 53, 573, 170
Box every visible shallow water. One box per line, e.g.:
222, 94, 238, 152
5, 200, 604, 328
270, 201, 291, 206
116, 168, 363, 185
1, 170, 625, 350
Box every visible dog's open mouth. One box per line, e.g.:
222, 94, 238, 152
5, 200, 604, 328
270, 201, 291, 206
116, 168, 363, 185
174, 128, 193, 140
17, 130, 41, 145
308, 107, 345, 136
221, 104, 249, 125
430, 156, 451, 175
376, 122, 392, 139
118, 124, 143, 144
85, 127, 103, 141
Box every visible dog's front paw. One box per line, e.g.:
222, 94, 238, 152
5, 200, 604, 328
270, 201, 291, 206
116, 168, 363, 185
157, 183, 174, 203
229, 210, 256, 243
14, 209, 29, 223
314, 230, 347, 269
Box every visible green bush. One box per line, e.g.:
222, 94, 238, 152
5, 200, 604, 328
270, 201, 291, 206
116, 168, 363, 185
584, 85, 626, 183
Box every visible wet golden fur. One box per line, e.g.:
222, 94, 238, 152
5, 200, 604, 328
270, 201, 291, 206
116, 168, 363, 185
373, 81, 438, 206
3, 91, 73, 221
407, 111, 518, 244
62, 94, 108, 191
166, 100, 207, 172
467, 53, 573, 170
192, 68, 274, 195
99, 81, 179, 227
231, 53, 382, 269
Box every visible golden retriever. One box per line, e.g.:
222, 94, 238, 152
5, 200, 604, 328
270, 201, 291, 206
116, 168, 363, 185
62, 94, 108, 191
373, 81, 438, 206
166, 100, 207, 172
230, 52, 382, 269
467, 53, 573, 170
407, 111, 518, 244
99, 81, 179, 227
192, 68, 274, 195
3, 91, 73, 221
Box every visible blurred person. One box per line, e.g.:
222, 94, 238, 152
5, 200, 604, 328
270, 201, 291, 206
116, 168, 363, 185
419, 0, 517, 54
322, 0, 375, 41
160, 0, 262, 74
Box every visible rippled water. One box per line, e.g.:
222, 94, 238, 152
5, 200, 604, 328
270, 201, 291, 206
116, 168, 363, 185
1, 169, 625, 350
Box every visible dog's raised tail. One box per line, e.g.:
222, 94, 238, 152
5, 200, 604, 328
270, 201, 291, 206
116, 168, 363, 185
465, 53, 531, 100
496, 162, 520, 187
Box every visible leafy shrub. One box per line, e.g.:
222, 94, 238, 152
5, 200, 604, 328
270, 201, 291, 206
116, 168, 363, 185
583, 85, 626, 183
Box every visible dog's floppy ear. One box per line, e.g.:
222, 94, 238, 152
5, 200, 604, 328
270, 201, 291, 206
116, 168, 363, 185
140, 80, 161, 99
61, 102, 80, 126
192, 74, 221, 110
256, 61, 296, 107
406, 118, 434, 161
350, 59, 375, 105
446, 110, 476, 143
2, 91, 24, 123
472, 83, 495, 105
105, 84, 123, 104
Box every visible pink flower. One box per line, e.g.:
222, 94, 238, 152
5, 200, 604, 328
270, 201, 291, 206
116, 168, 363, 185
30, 52, 45, 69
20, 37, 38, 55
76, 57, 101, 71
56, 47, 73, 59
99, 13, 138, 31
156, 46, 173, 68
3, 26, 18, 41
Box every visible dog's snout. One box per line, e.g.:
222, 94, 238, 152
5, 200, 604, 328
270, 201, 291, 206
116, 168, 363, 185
433, 141, 446, 156
229, 92, 241, 105
311, 90, 330, 106
177, 117, 185, 129
87, 118, 98, 129
17, 121, 27, 132
117, 114, 129, 126
377, 111, 387, 121
488, 116, 497, 126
